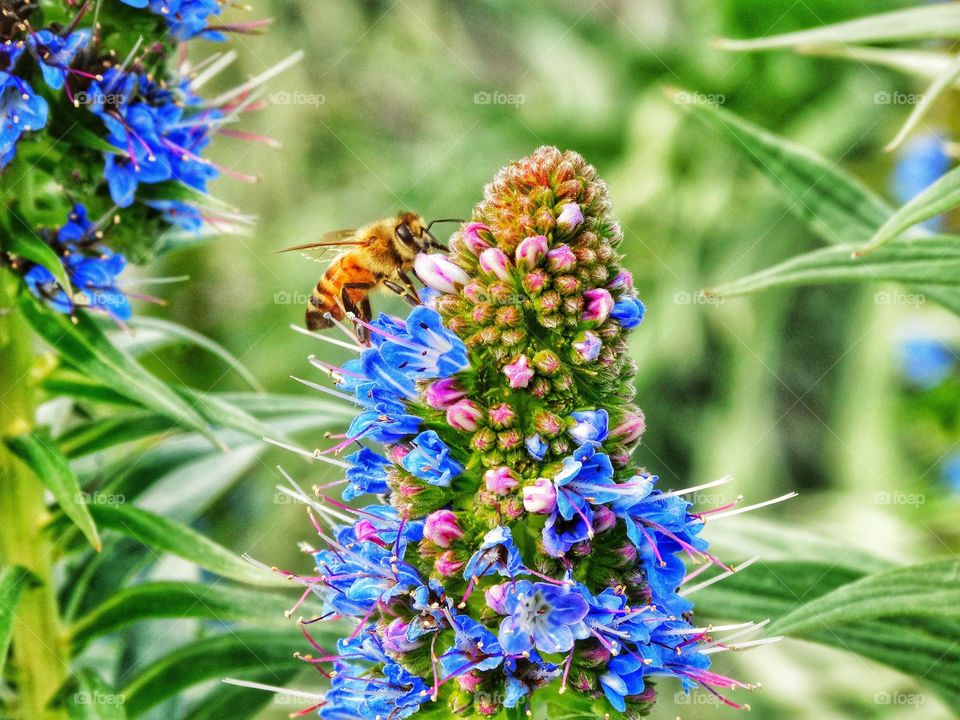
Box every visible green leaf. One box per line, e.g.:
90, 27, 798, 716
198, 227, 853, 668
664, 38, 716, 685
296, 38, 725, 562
61, 669, 129, 720
714, 4, 960, 51
119, 629, 313, 717
798, 45, 960, 85
19, 295, 218, 447
768, 558, 960, 636
859, 163, 960, 254
88, 504, 288, 588
0, 566, 36, 678
58, 413, 178, 458
6, 431, 101, 551
70, 581, 291, 651
122, 317, 265, 392
68, 125, 124, 155
8, 234, 72, 296
886, 54, 960, 152
706, 236, 960, 297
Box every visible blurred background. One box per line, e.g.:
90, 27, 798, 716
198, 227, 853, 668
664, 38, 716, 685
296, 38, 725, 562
124, 0, 960, 717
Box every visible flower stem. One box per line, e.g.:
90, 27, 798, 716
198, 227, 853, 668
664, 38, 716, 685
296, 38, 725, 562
0, 270, 69, 719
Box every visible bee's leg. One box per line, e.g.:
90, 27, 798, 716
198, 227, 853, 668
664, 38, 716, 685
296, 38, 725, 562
340, 282, 374, 345
383, 280, 420, 308
396, 270, 422, 304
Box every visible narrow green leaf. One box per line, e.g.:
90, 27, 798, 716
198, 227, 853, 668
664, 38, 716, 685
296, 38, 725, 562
714, 5, 960, 51
8, 234, 71, 296
61, 669, 129, 720
59, 413, 178, 458
123, 317, 265, 392
119, 629, 313, 717
768, 558, 960, 636
886, 54, 960, 152
42, 370, 135, 407
88, 504, 288, 588
70, 581, 290, 650
19, 295, 218, 447
707, 236, 960, 297
6, 431, 101, 551
860, 163, 960, 254
69, 125, 123, 155
0, 566, 36, 677
799, 45, 960, 86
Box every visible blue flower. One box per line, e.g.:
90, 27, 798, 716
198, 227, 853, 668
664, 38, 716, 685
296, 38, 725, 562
379, 306, 468, 378
400, 430, 463, 486
498, 580, 590, 654
0, 76, 48, 166
525, 433, 548, 460
944, 452, 960, 495
899, 337, 955, 389
439, 615, 504, 678
553, 442, 616, 518
27, 29, 91, 90
503, 654, 559, 709
893, 133, 951, 230
611, 296, 645, 329
568, 409, 609, 444
0, 42, 25, 83
599, 651, 656, 712
118, 0, 225, 40
67, 250, 132, 320
58, 205, 93, 243
343, 448, 391, 500
542, 504, 593, 557
147, 200, 205, 232
24, 265, 71, 313
464, 526, 525, 579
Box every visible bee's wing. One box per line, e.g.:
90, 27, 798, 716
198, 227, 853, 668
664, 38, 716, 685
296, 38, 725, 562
272, 229, 365, 255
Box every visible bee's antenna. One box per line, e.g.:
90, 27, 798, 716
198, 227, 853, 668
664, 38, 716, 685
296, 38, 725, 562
425, 218, 464, 233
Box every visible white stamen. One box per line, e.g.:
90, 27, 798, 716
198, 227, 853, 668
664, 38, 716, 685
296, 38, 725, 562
289, 323, 362, 352
277, 467, 352, 524
290, 374, 357, 404
661, 475, 732, 499
222, 677, 325, 701
205, 50, 304, 107
262, 436, 350, 468
707, 492, 798, 521
680, 557, 758, 596
701, 636, 784, 654
703, 619, 771, 648
191, 49, 238, 90
662, 620, 759, 636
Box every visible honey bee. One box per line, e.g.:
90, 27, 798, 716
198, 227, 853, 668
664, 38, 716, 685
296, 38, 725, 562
275, 212, 453, 344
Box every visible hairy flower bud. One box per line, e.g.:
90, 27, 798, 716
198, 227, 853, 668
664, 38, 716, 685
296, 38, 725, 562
484, 466, 519, 495
515, 234, 549, 269
447, 398, 484, 431
424, 377, 467, 409
547, 244, 577, 273
415, 252, 470, 294
424, 509, 464, 548
461, 221, 492, 255
582, 288, 614, 323
522, 477, 557, 514
556, 202, 584, 233
479, 247, 512, 280
503, 354, 534, 388
611, 409, 646, 443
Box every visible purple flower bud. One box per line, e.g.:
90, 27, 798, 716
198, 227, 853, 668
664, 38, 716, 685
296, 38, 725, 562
592, 505, 617, 533
463, 281, 488, 303
382, 618, 422, 653
456, 672, 484, 693
424, 509, 463, 547
503, 354, 534, 388
424, 377, 467, 409
515, 234, 549, 269
414, 252, 469, 294
389, 444, 411, 462
461, 221, 492, 255
447, 399, 484, 431
578, 642, 612, 667
556, 202, 583, 232
435, 550, 466, 576
354, 520, 380, 543
522, 477, 557, 514
484, 466, 519, 495
479, 247, 512, 280
607, 268, 634, 292
484, 583, 510, 614
581, 288, 614, 323
610, 409, 646, 443
573, 330, 602, 361
547, 244, 577, 273
488, 402, 516, 429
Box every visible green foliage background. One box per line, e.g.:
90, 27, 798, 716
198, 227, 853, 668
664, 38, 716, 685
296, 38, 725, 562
5, 1, 958, 719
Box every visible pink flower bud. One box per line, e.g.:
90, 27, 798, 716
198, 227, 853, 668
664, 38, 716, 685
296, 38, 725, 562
446, 399, 484, 431
547, 244, 576, 273
461, 222, 492, 255
353, 520, 381, 543
424, 377, 466, 409
503, 355, 534, 388
581, 288, 614, 323
484, 466, 519, 495
610, 409, 646, 443
592, 505, 617, 533
463, 281, 488, 303
488, 403, 516, 429
573, 330, 602, 361
556, 202, 583, 232
389, 444, 411, 462
382, 618, 422, 653
414, 252, 469, 294
484, 583, 510, 614
479, 247, 512, 280
607, 268, 634, 292
435, 550, 465, 576
522, 477, 557, 514
515, 234, 549, 269
424, 509, 463, 547
456, 672, 484, 693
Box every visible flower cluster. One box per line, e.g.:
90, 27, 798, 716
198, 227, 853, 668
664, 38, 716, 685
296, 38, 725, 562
1, 0, 285, 320
279, 148, 773, 718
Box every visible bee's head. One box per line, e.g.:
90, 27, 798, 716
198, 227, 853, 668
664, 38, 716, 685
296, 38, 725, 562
394, 212, 459, 256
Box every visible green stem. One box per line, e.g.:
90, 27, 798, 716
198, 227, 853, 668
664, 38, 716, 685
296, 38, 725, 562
0, 270, 68, 719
